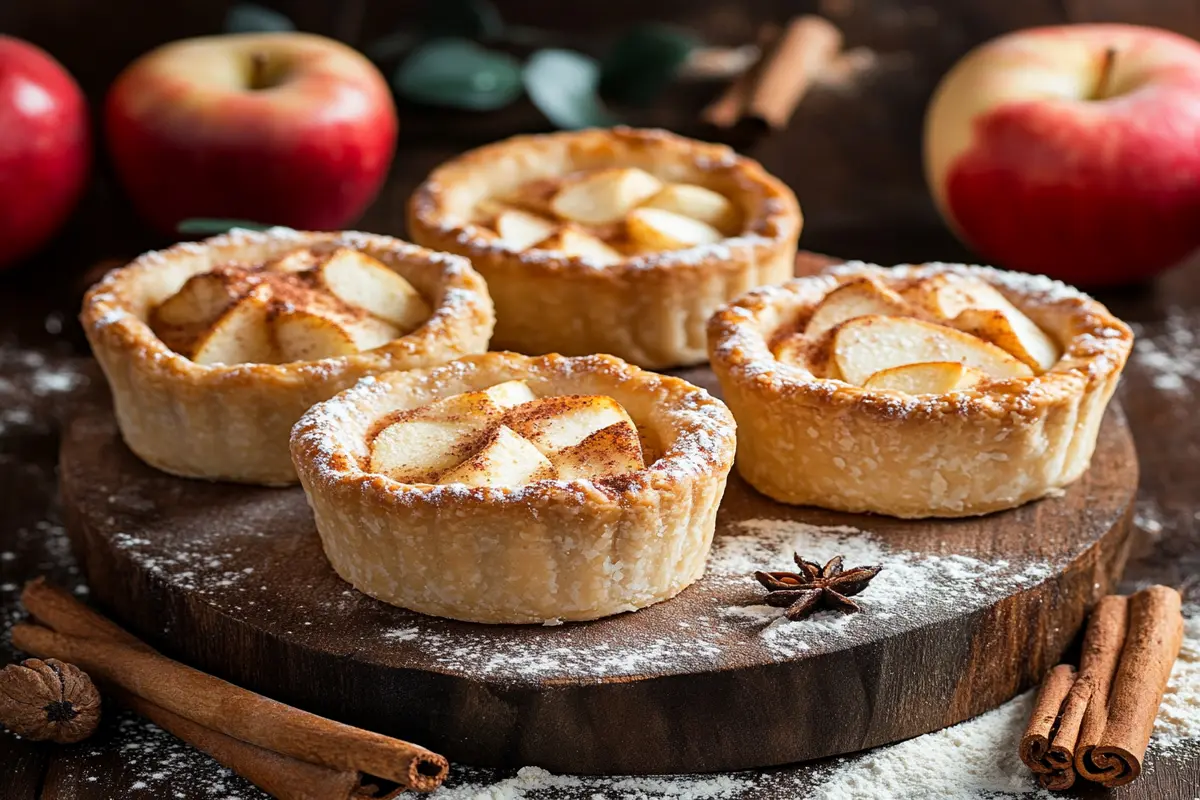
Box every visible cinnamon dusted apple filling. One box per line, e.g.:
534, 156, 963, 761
148, 246, 431, 365
469, 167, 745, 265
771, 271, 1062, 393
367, 380, 645, 487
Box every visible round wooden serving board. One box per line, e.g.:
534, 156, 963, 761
60, 384, 1137, 776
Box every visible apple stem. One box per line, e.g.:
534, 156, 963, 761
249, 51, 270, 90
1095, 46, 1118, 100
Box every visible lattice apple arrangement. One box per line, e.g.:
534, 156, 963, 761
472, 167, 743, 264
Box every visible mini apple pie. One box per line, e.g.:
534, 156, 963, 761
290, 352, 737, 623
81, 228, 495, 485
408, 127, 801, 369
708, 263, 1133, 518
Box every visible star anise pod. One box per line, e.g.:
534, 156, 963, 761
0, 658, 101, 743
753, 553, 882, 622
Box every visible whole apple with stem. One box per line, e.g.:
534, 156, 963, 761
105, 33, 397, 234
0, 36, 90, 269
925, 24, 1200, 286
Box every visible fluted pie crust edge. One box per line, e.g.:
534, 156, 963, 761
290, 352, 737, 624
80, 228, 495, 485
707, 262, 1134, 518
407, 127, 801, 369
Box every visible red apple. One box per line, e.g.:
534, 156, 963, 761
105, 33, 397, 234
0, 36, 90, 269
925, 24, 1200, 286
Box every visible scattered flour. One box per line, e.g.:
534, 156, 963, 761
1153, 606, 1200, 750
709, 520, 1054, 657
1131, 311, 1200, 394
376, 521, 1053, 678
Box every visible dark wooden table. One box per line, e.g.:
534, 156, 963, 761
1, 201, 1199, 796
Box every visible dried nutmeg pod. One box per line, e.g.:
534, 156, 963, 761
0, 658, 101, 743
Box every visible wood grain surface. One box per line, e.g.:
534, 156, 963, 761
56, 346, 1136, 776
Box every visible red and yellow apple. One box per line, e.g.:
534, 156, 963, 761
925, 24, 1200, 286
0, 36, 90, 269
105, 33, 397, 234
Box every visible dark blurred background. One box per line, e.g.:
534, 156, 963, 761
4, 0, 1199, 282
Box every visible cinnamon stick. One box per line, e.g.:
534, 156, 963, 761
701, 23, 779, 129
744, 15, 843, 129
1076, 586, 1183, 787
13, 595, 447, 792
1019, 664, 1078, 790
21, 580, 406, 800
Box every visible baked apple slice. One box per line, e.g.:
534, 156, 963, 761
626, 208, 722, 250
495, 209, 559, 251
642, 183, 739, 234
316, 248, 431, 333
273, 308, 361, 362
902, 274, 1060, 371
190, 286, 278, 365
804, 277, 913, 339
439, 426, 557, 486
863, 361, 987, 394
553, 421, 645, 480
832, 315, 1034, 386
369, 381, 537, 482
535, 227, 623, 265
550, 168, 664, 225
504, 395, 637, 456
951, 307, 1060, 373
155, 270, 248, 328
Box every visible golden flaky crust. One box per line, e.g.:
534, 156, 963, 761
707, 262, 1133, 518
290, 352, 737, 624
407, 127, 801, 369
80, 228, 495, 485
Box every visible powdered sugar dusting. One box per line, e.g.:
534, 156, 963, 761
709, 520, 1054, 657
1153, 605, 1200, 750
1131, 309, 1200, 395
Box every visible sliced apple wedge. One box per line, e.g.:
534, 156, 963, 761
863, 361, 987, 394
902, 274, 1061, 371
804, 278, 913, 339
369, 418, 485, 483
438, 425, 557, 486
951, 307, 1061, 373
273, 308, 360, 362
424, 380, 538, 424
317, 248, 431, 332
550, 167, 664, 225
552, 421, 644, 480
534, 227, 623, 265
832, 315, 1033, 386
190, 287, 277, 365
368, 380, 537, 482
343, 315, 401, 353
771, 332, 808, 366
267, 248, 321, 273
155, 271, 249, 328
494, 209, 559, 251
626, 207, 722, 251
503, 395, 636, 457
641, 183, 740, 234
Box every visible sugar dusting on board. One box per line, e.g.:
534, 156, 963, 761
370, 520, 1054, 678
710, 520, 1054, 657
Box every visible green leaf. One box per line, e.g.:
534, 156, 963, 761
363, 30, 420, 63
523, 49, 617, 130
177, 218, 273, 236
395, 38, 523, 111
600, 24, 698, 106
224, 4, 295, 34
423, 0, 504, 41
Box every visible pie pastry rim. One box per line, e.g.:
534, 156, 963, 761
407, 126, 802, 276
